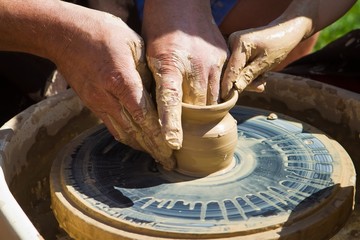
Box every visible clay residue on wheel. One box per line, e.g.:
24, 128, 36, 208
9, 109, 99, 240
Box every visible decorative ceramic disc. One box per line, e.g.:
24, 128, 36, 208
50, 106, 355, 240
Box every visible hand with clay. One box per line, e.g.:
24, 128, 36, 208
142, 0, 229, 150
0, 0, 175, 169
221, 0, 357, 99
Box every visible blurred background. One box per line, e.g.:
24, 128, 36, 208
314, 1, 360, 51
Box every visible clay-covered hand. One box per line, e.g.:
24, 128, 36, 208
142, 0, 228, 149
54, 6, 175, 169
221, 0, 357, 99
0, 1, 175, 169
221, 18, 311, 99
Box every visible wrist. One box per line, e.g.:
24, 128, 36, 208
142, 0, 213, 40
271, 0, 317, 39
144, 0, 211, 16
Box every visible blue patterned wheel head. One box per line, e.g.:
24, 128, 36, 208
50, 106, 356, 239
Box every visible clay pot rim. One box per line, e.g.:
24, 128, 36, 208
182, 89, 238, 111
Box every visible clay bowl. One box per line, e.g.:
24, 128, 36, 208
174, 90, 239, 177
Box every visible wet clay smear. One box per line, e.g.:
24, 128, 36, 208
9, 109, 99, 240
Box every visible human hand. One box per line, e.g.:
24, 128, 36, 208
53, 4, 175, 169
221, 16, 312, 99
142, 0, 228, 149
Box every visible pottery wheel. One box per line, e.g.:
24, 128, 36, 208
50, 106, 355, 240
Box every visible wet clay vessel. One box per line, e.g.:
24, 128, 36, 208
174, 90, 239, 177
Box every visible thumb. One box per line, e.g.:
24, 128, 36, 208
221, 33, 251, 99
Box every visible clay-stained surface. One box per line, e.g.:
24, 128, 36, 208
9, 108, 99, 239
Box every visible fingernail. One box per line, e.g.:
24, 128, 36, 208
165, 132, 182, 150
234, 80, 247, 92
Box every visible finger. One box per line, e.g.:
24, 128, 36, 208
105, 100, 175, 170
108, 108, 176, 170
108, 64, 175, 168
156, 73, 183, 150
103, 114, 144, 151
90, 103, 145, 151
182, 59, 207, 105
245, 76, 267, 92
207, 65, 221, 105
221, 34, 249, 99
147, 57, 183, 150
235, 56, 272, 93
136, 62, 153, 93
128, 35, 153, 93
246, 83, 266, 92
130, 92, 175, 167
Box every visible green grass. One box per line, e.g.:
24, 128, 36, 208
314, 1, 360, 51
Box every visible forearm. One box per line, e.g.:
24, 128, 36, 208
315, 0, 356, 32
142, 0, 213, 41
273, 0, 357, 39
0, 0, 104, 65
0, 0, 63, 59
